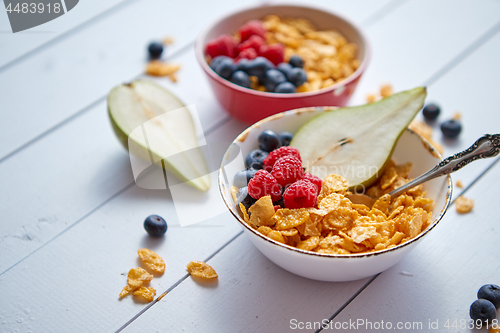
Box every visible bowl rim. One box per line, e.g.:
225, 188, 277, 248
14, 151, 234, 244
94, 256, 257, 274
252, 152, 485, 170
218, 106, 453, 259
195, 3, 372, 98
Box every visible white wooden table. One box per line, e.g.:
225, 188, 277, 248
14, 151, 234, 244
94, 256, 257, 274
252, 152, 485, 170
1, 0, 500, 332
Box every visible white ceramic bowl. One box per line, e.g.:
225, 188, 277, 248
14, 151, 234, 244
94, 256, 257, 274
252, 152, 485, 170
219, 107, 452, 282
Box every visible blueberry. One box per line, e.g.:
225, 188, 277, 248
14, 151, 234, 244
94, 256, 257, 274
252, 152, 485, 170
470, 299, 496, 323
144, 215, 167, 237
230, 71, 251, 88
235, 59, 251, 73
274, 81, 296, 93
247, 57, 274, 79
263, 69, 287, 92
478, 284, 500, 309
422, 103, 441, 121
277, 62, 293, 77
233, 169, 257, 188
273, 198, 284, 208
440, 120, 462, 138
237, 187, 256, 210
214, 57, 234, 80
210, 55, 231, 70
289, 55, 304, 68
148, 42, 164, 59
287, 67, 307, 87
245, 149, 268, 169
279, 132, 293, 146
258, 130, 281, 152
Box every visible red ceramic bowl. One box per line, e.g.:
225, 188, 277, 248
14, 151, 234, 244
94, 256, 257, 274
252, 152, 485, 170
195, 4, 371, 124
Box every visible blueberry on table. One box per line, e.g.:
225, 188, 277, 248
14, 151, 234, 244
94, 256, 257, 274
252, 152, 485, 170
263, 69, 287, 92
470, 299, 496, 323
422, 103, 441, 121
478, 284, 500, 309
289, 55, 304, 68
233, 169, 257, 188
274, 81, 296, 93
214, 57, 234, 80
247, 57, 274, 78
148, 42, 164, 59
210, 55, 231, 70
230, 71, 251, 88
144, 215, 168, 237
287, 67, 307, 87
237, 187, 256, 210
279, 132, 293, 146
245, 149, 268, 170
258, 130, 282, 152
440, 119, 462, 138
277, 62, 292, 77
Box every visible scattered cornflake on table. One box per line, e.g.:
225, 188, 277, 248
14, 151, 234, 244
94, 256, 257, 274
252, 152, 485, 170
380, 84, 393, 98
133, 286, 156, 302
456, 180, 464, 188
119, 267, 153, 298
186, 261, 218, 279
366, 93, 378, 103
162, 36, 174, 45
138, 248, 166, 274
452, 111, 462, 120
145, 60, 180, 82
455, 196, 474, 214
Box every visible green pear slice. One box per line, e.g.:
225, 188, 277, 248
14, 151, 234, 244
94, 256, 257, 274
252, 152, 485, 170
108, 80, 210, 191
291, 87, 427, 189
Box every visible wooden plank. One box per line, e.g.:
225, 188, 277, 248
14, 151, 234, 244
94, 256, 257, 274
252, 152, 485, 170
122, 235, 374, 333
0, 0, 262, 160
330, 159, 500, 331
0, 0, 130, 68
0, 0, 401, 162
0, 187, 243, 332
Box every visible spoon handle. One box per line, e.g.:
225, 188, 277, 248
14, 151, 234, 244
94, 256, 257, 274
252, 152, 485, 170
388, 134, 500, 198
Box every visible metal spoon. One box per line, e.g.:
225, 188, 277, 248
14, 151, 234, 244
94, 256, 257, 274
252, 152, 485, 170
346, 134, 500, 208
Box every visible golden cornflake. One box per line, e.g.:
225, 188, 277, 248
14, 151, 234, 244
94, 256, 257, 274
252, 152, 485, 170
138, 248, 165, 274
455, 196, 474, 214
133, 286, 156, 302
248, 196, 275, 227
127, 267, 153, 289
145, 60, 180, 81
380, 84, 393, 98
273, 208, 309, 230
456, 180, 464, 188
261, 15, 358, 92
186, 261, 218, 279
237, 160, 433, 254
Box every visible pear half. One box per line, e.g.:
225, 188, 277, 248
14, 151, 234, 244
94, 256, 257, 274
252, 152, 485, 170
108, 80, 210, 191
290, 87, 427, 189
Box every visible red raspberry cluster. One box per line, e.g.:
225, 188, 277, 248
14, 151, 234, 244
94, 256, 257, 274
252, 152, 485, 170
248, 146, 322, 209
205, 20, 284, 64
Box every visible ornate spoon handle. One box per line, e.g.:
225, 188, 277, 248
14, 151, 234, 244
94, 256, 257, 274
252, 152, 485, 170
388, 134, 500, 198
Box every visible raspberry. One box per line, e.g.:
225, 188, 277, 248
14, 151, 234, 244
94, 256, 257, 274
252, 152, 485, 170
235, 48, 258, 62
237, 35, 266, 54
263, 146, 301, 171
283, 180, 318, 209
247, 170, 282, 201
259, 43, 285, 66
302, 173, 322, 194
206, 34, 237, 59
271, 156, 303, 187
239, 20, 266, 42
